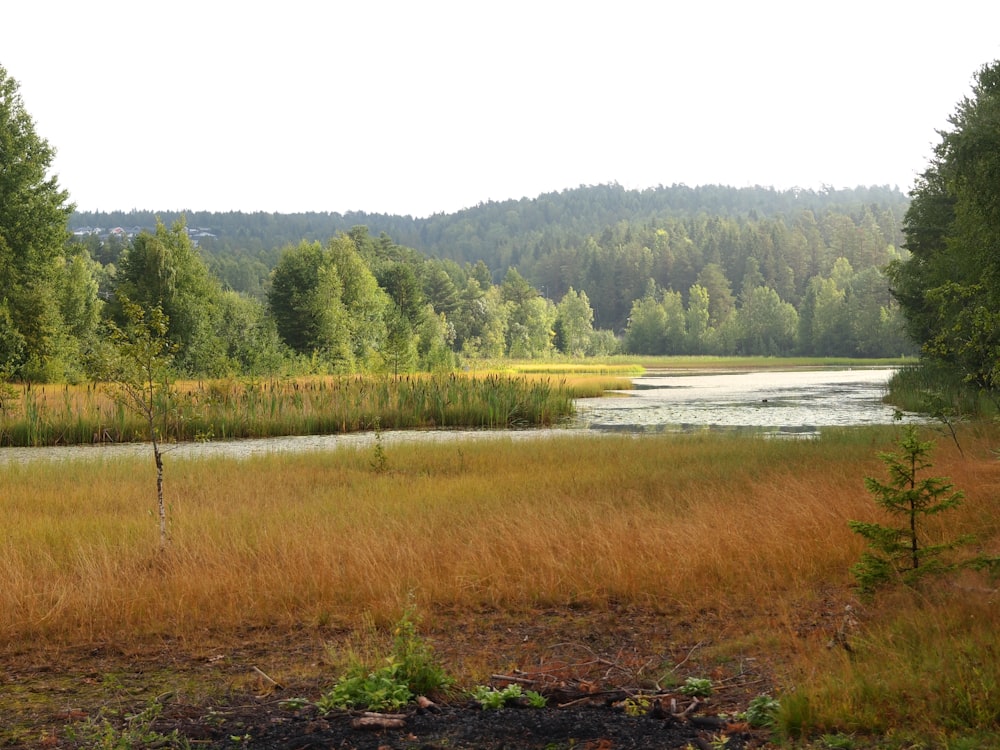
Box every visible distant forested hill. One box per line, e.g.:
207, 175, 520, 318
71, 183, 912, 353
70, 182, 908, 273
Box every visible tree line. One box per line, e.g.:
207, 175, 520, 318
3, 61, 919, 386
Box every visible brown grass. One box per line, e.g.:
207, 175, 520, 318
4, 426, 996, 643
4, 425, 1000, 742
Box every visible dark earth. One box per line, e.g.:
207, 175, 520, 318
153, 696, 767, 749
2, 605, 806, 749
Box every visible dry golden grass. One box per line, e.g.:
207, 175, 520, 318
4, 425, 1000, 742
4, 426, 997, 650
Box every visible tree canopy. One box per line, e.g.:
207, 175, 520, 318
889, 60, 1000, 390
4, 57, 919, 382
0, 64, 90, 380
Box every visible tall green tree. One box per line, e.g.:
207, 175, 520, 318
112, 218, 223, 373
268, 240, 350, 363
624, 290, 668, 355
0, 65, 76, 380
685, 283, 711, 353
327, 234, 389, 365
736, 286, 798, 356
889, 60, 1000, 390
554, 287, 594, 356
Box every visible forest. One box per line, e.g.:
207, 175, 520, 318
53, 183, 916, 382
4, 59, 918, 384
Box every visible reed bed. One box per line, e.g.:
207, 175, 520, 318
0, 373, 582, 447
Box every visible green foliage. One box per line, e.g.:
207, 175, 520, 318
387, 607, 452, 697
470, 683, 546, 709
112, 218, 224, 374
0, 65, 87, 381
316, 661, 413, 712
623, 695, 651, 716
317, 608, 451, 713
63, 183, 912, 382
64, 699, 188, 749
891, 60, 1000, 392
849, 427, 969, 595
745, 693, 781, 728
678, 676, 713, 697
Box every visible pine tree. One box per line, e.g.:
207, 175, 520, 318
848, 427, 968, 595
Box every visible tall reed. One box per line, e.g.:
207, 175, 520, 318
0, 374, 583, 447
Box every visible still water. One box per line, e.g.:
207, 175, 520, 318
573, 367, 918, 437
0, 368, 917, 463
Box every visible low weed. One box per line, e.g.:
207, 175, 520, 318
471, 683, 546, 709
317, 607, 451, 713
64, 699, 187, 750
678, 677, 713, 697
745, 693, 780, 728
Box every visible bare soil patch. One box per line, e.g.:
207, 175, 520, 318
1, 605, 787, 749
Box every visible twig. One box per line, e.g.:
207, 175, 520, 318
666, 640, 705, 674
490, 673, 539, 685
251, 665, 284, 690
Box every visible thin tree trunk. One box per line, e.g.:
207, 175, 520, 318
153, 433, 167, 548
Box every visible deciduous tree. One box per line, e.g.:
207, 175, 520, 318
0, 65, 76, 379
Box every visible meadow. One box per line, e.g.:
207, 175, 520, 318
2, 423, 999, 747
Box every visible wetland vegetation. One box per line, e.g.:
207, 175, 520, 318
3, 424, 999, 748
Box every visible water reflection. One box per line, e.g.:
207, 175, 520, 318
573, 367, 921, 438
0, 368, 920, 463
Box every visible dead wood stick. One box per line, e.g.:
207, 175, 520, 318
251, 666, 284, 690
491, 673, 539, 685
351, 715, 406, 730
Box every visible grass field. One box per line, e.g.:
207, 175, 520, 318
2, 423, 999, 746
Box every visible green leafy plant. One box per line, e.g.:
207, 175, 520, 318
745, 693, 780, 728
316, 606, 451, 713
316, 660, 413, 712
64, 699, 187, 749
849, 426, 972, 595
471, 683, 546, 709
678, 676, 713, 697
388, 605, 453, 696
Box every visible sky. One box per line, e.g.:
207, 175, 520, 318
5, 2, 1000, 218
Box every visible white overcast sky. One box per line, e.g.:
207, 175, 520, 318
5, 1, 1000, 218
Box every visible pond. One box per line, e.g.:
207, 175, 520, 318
572, 366, 921, 437
0, 368, 919, 464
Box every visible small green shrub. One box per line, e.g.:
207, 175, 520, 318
471, 683, 546, 709
678, 676, 713, 697
317, 607, 452, 713
64, 699, 187, 749
316, 661, 412, 712
745, 693, 780, 728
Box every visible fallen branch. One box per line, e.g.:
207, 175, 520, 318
490, 673, 539, 686
251, 666, 284, 690
351, 713, 406, 730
